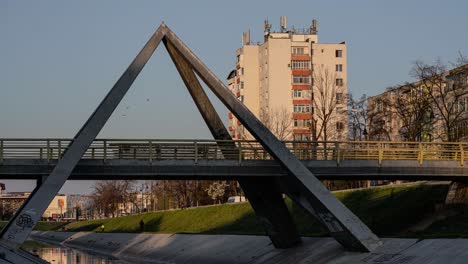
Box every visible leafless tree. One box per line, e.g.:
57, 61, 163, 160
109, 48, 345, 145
311, 66, 347, 142
411, 59, 467, 141
367, 89, 399, 141
348, 94, 368, 141
390, 83, 434, 141
149, 180, 239, 210
91, 180, 136, 218
260, 106, 292, 140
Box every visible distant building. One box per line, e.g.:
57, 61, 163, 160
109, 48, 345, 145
445, 64, 468, 141
228, 17, 348, 141
0, 189, 68, 220
66, 194, 94, 220
368, 64, 468, 141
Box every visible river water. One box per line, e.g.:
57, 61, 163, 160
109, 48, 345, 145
26, 244, 125, 264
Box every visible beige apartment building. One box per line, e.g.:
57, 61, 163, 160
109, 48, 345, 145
227, 17, 348, 142
367, 64, 468, 142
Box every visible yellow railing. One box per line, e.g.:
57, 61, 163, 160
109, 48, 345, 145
0, 139, 466, 166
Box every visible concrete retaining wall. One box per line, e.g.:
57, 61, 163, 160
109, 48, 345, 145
30, 231, 468, 264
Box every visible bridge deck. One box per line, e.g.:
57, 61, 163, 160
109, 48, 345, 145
1, 139, 466, 180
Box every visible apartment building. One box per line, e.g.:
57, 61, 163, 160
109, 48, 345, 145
368, 64, 468, 142
227, 17, 348, 141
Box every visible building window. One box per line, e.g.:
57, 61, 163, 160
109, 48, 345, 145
239, 95, 244, 102
335, 50, 343, 57
336, 93, 343, 104
293, 90, 311, 99
236, 55, 241, 62
240, 81, 244, 89
336, 64, 343, 72
293, 75, 310, 84
293, 90, 302, 98
336, 107, 343, 114
294, 134, 311, 141
293, 119, 312, 128
336, 78, 344, 86
291, 61, 310, 69
336, 122, 344, 131
293, 104, 311, 113
292, 47, 305, 55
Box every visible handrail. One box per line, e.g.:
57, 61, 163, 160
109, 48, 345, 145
0, 138, 466, 166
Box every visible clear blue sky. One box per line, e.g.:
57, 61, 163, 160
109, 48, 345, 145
1, 0, 467, 193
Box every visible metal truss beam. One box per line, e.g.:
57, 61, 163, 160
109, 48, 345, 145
164, 38, 301, 248
0, 26, 166, 246
1, 23, 381, 254
163, 26, 381, 252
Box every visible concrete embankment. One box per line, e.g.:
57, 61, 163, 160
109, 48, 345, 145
31, 231, 468, 264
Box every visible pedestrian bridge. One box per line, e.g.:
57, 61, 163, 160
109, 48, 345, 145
1, 138, 466, 181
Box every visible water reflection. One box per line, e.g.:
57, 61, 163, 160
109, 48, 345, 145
30, 247, 120, 264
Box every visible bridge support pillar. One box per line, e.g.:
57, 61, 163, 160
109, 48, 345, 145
164, 39, 301, 248
445, 182, 468, 205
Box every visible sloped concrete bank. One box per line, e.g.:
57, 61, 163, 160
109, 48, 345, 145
31, 231, 468, 264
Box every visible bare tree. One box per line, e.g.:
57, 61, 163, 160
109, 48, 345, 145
390, 83, 434, 141
260, 106, 293, 140
312, 66, 347, 142
91, 180, 136, 218
411, 59, 467, 141
348, 94, 368, 141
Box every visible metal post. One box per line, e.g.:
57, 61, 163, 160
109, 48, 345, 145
335, 142, 340, 166
460, 143, 464, 167
378, 143, 383, 166
418, 143, 423, 166
46, 140, 50, 162
103, 140, 107, 162
149, 140, 153, 163
0, 140, 3, 164
238, 142, 242, 165
194, 141, 198, 164
58, 140, 62, 160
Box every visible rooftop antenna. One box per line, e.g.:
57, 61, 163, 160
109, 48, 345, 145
264, 19, 271, 35
310, 19, 318, 34
246, 29, 251, 45
280, 16, 287, 32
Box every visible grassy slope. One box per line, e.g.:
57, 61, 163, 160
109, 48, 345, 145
62, 183, 457, 237
407, 205, 468, 238
0, 221, 67, 231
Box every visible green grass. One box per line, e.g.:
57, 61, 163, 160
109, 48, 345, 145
0, 221, 68, 231
61, 183, 456, 237
407, 205, 468, 239
20, 240, 52, 250
0, 183, 459, 238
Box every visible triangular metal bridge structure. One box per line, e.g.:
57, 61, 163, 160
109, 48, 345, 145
0, 24, 381, 261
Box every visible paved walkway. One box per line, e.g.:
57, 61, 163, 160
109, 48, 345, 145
31, 231, 468, 264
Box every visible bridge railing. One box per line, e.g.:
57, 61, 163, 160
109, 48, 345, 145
0, 139, 466, 166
